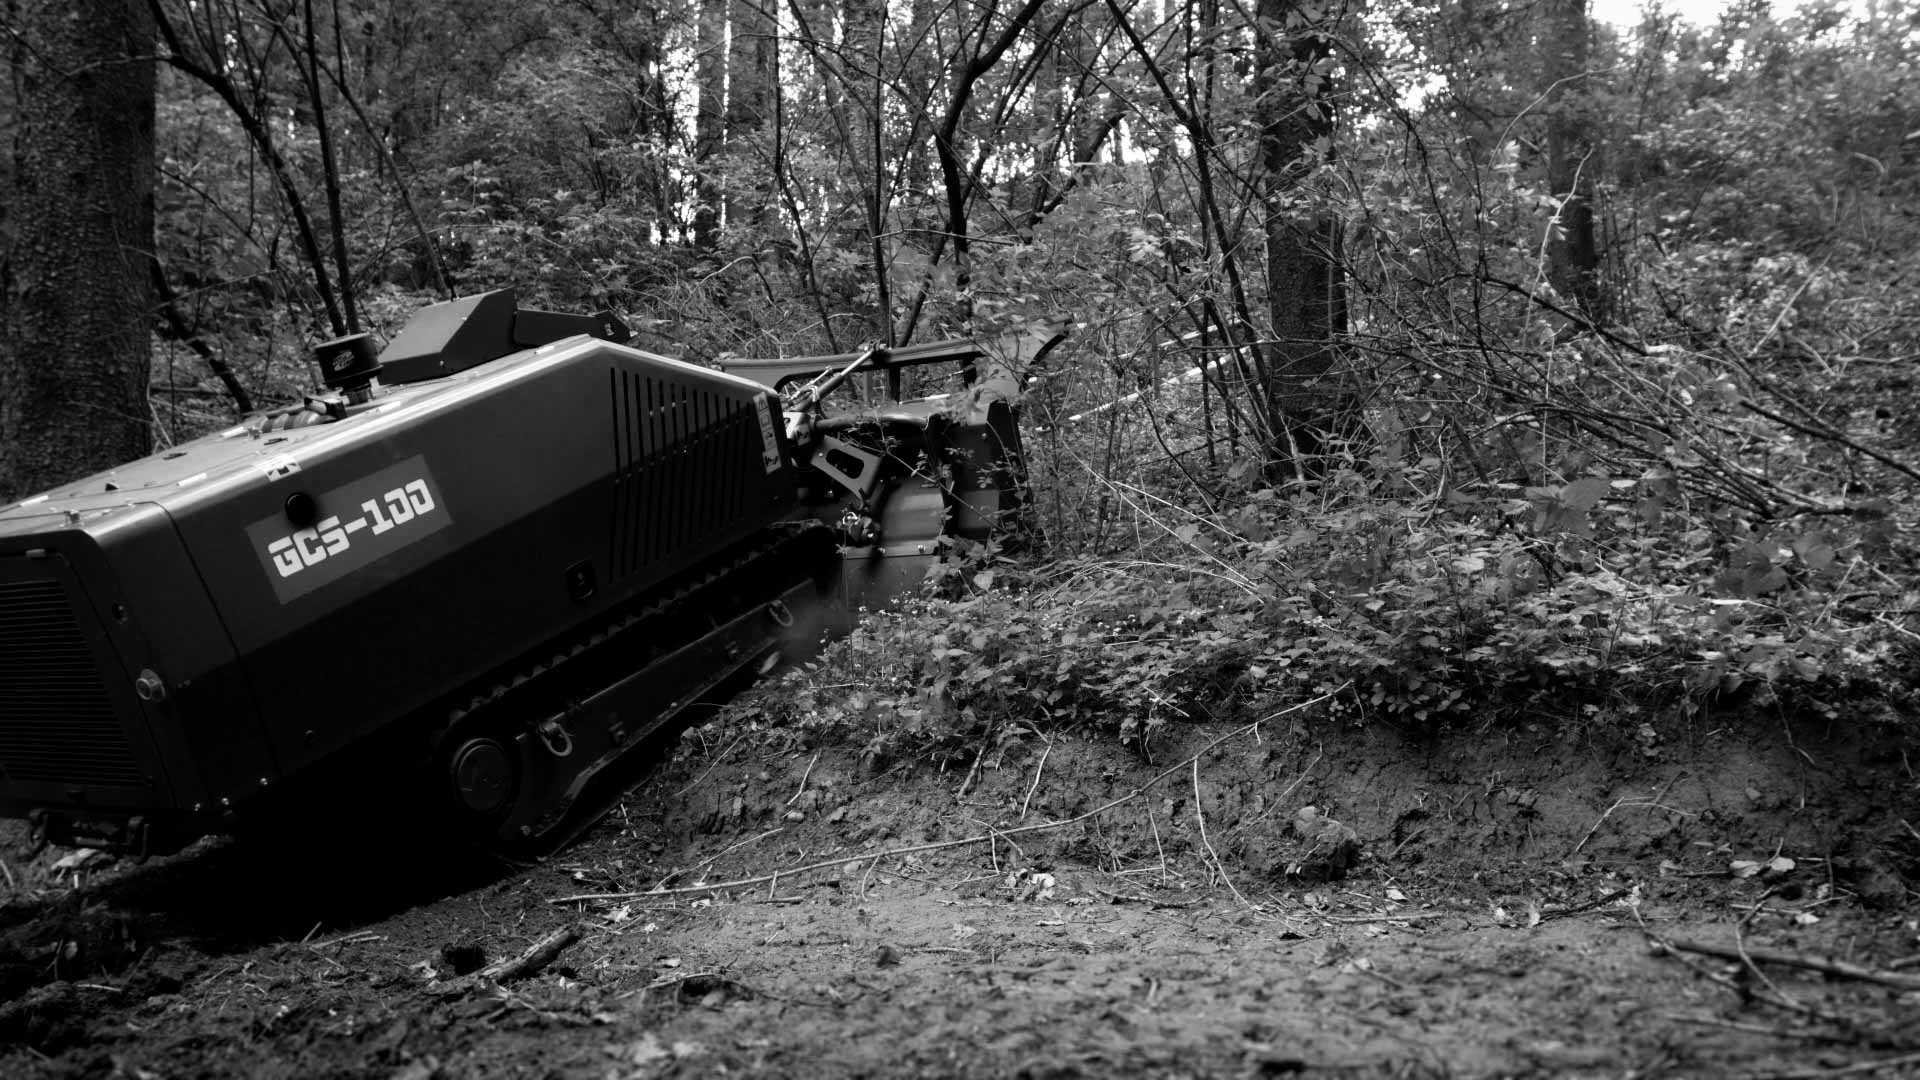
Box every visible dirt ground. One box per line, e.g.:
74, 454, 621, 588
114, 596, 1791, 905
1, 702, 1916, 1079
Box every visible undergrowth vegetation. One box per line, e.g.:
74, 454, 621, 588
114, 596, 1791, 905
728, 436, 1917, 768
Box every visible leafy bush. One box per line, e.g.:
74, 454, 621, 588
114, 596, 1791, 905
730, 460, 1912, 767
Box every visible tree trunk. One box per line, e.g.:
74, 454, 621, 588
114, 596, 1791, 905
627, 3, 674, 244
842, 0, 889, 339
727, 0, 777, 235
1542, 0, 1605, 321
0, 0, 156, 501
931, 0, 1049, 331
692, 0, 726, 249
1255, 0, 1346, 467
301, 0, 358, 333
1024, 12, 1062, 224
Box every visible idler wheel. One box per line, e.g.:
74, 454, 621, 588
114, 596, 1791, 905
449, 737, 517, 817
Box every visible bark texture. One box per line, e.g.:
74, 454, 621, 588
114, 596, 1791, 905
1256, 0, 1347, 464
692, 0, 726, 248
0, 0, 157, 501
1542, 0, 1605, 321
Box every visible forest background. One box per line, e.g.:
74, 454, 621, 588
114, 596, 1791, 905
1, 0, 1917, 750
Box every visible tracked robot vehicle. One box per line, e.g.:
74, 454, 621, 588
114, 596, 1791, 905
0, 289, 1052, 857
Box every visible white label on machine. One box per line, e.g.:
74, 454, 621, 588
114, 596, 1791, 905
246, 455, 451, 603
754, 394, 781, 473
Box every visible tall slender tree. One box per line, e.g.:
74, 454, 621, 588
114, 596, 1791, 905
1256, 0, 1348, 464
727, 0, 778, 235
1541, 0, 1604, 320
693, 0, 727, 249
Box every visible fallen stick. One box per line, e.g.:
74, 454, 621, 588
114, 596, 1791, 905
955, 719, 995, 799
1661, 1012, 1839, 1043
1646, 937, 1839, 1025
479, 923, 584, 984
1192, 758, 1252, 909
1018, 738, 1052, 820
1090, 886, 1203, 908
1662, 938, 1920, 992
785, 751, 821, 807
1742, 1050, 1920, 1080
1733, 906, 1809, 1016
549, 688, 1346, 906
428, 923, 585, 998
1310, 911, 1455, 924
1539, 888, 1632, 922
312, 930, 383, 950
691, 825, 785, 880
1145, 801, 1170, 884
1568, 775, 1686, 859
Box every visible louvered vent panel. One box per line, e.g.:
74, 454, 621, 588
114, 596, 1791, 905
0, 578, 142, 786
609, 370, 759, 582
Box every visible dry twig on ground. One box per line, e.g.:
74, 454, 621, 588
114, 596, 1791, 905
785, 752, 821, 808
1191, 758, 1252, 909
431, 923, 585, 997
1568, 776, 1687, 859
1539, 888, 1632, 921
1741, 1050, 1920, 1080
1662, 938, 1920, 993
479, 923, 583, 984
1019, 738, 1053, 820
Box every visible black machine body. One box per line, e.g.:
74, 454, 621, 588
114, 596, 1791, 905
0, 290, 1050, 855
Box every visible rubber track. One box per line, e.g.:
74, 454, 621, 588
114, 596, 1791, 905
435, 522, 837, 861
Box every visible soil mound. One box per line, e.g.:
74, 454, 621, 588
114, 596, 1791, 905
0, 705, 1913, 1078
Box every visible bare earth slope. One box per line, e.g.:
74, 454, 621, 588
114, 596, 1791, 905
0, 706, 1915, 1079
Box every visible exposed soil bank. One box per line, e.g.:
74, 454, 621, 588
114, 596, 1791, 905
0, 705, 1914, 1079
